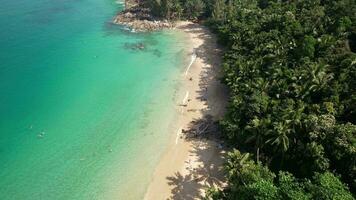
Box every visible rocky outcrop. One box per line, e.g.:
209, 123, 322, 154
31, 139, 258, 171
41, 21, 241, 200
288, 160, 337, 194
113, 2, 174, 32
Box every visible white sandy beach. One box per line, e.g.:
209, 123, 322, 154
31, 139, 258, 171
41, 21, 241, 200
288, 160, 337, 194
144, 21, 229, 200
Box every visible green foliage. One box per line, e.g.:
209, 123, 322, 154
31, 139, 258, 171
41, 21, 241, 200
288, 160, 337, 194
211, 0, 356, 193
211, 0, 226, 22
307, 172, 355, 200
145, 0, 183, 19
206, 151, 354, 200
277, 172, 311, 200
242, 180, 279, 200
183, 0, 205, 19
145, 0, 205, 19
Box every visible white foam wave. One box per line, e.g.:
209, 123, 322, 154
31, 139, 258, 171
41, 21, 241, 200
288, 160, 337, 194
185, 52, 197, 76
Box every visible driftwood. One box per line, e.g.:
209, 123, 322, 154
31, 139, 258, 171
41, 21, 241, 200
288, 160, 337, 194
185, 115, 217, 138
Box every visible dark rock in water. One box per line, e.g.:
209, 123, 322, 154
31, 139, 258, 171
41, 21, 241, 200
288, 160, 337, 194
137, 43, 145, 50
151, 49, 162, 57
124, 42, 146, 51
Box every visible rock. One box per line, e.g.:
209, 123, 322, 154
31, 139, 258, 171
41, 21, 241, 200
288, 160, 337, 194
124, 42, 146, 51
113, 5, 173, 32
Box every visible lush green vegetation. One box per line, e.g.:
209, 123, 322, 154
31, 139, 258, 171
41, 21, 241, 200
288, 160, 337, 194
144, 0, 206, 19
144, 0, 356, 198
206, 150, 354, 200
208, 1, 356, 198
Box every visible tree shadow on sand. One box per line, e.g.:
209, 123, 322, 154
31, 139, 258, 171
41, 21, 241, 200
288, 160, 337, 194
166, 23, 229, 200
166, 117, 228, 200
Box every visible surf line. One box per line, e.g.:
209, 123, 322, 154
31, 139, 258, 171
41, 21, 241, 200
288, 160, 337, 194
175, 127, 182, 144
183, 91, 189, 104
184, 51, 197, 76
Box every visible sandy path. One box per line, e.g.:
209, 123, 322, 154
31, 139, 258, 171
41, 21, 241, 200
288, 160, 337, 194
143, 21, 229, 200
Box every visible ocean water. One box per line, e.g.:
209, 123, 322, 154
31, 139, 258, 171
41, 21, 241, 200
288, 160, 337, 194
0, 0, 188, 199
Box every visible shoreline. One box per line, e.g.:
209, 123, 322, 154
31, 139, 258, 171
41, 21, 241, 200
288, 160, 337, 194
143, 21, 229, 200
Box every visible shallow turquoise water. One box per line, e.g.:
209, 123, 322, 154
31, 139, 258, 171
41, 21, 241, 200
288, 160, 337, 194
0, 0, 188, 199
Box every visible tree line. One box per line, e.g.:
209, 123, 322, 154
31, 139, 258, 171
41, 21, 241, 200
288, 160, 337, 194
142, 0, 356, 199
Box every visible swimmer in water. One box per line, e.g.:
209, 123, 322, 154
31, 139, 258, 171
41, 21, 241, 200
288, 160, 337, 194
37, 130, 45, 138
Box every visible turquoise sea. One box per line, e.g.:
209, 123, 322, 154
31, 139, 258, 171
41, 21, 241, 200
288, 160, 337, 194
0, 0, 188, 199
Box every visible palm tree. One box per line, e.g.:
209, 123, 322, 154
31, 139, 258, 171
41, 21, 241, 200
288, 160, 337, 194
266, 121, 291, 153
265, 121, 292, 168
245, 117, 271, 163
301, 63, 333, 99
226, 150, 251, 186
